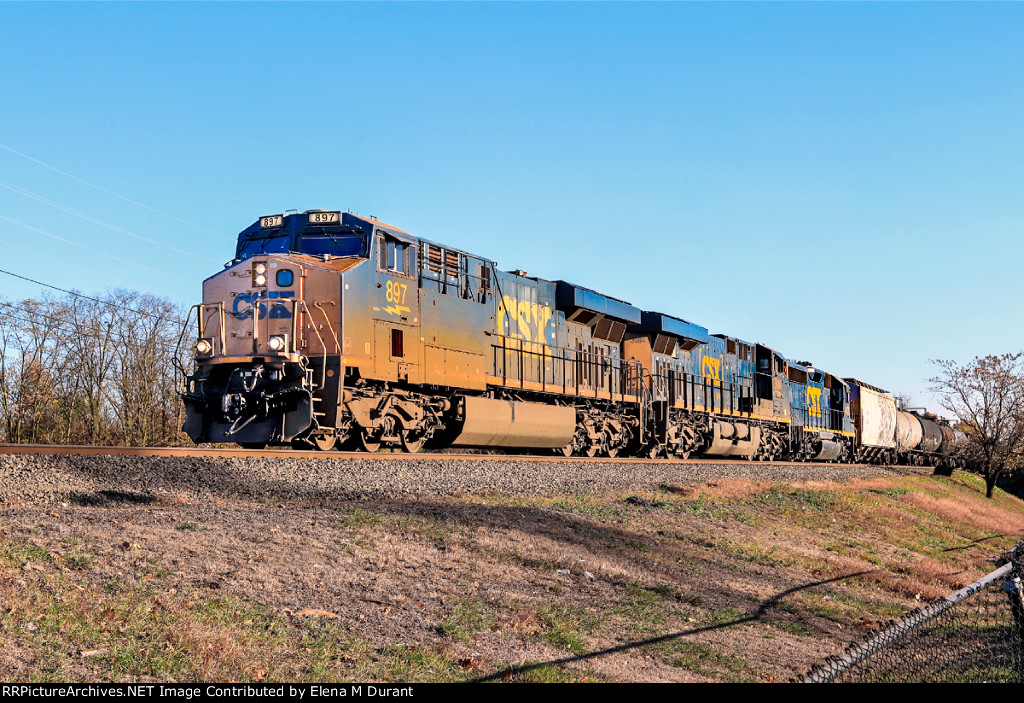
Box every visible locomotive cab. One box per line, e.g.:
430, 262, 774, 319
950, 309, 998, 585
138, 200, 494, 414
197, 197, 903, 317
180, 210, 375, 448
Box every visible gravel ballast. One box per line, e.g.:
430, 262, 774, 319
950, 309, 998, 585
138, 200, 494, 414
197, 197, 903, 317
0, 452, 931, 505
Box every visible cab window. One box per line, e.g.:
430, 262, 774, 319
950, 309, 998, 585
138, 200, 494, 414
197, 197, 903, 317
378, 234, 414, 276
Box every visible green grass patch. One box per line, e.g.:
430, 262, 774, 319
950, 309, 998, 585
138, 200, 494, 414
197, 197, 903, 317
697, 607, 745, 627
536, 604, 598, 654
667, 494, 755, 523
750, 487, 847, 514
498, 662, 604, 683
65, 554, 94, 570
433, 598, 496, 642
648, 639, 756, 682
0, 540, 52, 567
335, 508, 387, 530
613, 585, 669, 633
551, 498, 625, 521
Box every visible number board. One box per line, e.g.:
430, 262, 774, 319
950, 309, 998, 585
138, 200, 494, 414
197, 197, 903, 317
308, 211, 340, 225
260, 215, 283, 229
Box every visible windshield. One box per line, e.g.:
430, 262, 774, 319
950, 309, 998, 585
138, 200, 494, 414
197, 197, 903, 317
297, 233, 367, 258
238, 234, 290, 258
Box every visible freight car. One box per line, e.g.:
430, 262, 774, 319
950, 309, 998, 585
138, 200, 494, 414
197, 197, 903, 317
178, 209, 957, 466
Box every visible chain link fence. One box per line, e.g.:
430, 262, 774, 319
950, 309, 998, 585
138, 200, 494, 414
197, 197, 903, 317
803, 541, 1024, 683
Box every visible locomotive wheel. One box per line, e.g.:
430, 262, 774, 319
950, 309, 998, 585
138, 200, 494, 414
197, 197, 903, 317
313, 434, 337, 452
559, 444, 574, 457
358, 428, 381, 453
584, 443, 599, 458
606, 445, 619, 458
400, 429, 424, 453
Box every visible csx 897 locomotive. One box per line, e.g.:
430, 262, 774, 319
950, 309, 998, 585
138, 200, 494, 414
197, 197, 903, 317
180, 209, 955, 465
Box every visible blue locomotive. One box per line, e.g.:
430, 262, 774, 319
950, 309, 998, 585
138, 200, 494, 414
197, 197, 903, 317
179, 209, 954, 465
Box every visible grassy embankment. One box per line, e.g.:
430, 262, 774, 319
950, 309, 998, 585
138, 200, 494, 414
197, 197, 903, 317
1, 471, 1022, 682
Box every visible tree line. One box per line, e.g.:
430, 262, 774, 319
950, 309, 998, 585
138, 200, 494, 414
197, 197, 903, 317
0, 290, 187, 447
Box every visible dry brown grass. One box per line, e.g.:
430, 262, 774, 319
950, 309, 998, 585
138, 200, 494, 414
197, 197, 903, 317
901, 491, 1024, 537
1, 470, 1022, 683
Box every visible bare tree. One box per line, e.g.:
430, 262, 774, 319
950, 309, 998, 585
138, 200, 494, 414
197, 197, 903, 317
0, 298, 69, 444
64, 295, 118, 444
106, 291, 184, 447
930, 353, 1024, 498
0, 289, 188, 448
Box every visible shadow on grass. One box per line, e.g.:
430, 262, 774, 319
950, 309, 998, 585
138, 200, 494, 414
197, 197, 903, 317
465, 570, 875, 683
69, 489, 157, 506
942, 535, 1005, 552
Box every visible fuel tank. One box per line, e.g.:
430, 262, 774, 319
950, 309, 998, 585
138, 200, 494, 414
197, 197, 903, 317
449, 396, 576, 449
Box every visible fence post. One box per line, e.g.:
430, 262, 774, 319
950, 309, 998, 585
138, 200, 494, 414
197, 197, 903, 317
1006, 554, 1024, 680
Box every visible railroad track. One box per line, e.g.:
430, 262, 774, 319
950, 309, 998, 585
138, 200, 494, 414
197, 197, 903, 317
0, 444, 934, 507
0, 443, 887, 468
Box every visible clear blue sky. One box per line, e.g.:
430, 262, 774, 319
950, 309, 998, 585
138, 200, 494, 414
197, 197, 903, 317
2, 2, 1022, 413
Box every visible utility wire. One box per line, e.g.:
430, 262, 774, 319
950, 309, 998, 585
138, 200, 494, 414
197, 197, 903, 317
0, 234, 96, 275
0, 214, 184, 279
0, 179, 220, 263
0, 267, 187, 325
0, 302, 181, 356
0, 143, 233, 241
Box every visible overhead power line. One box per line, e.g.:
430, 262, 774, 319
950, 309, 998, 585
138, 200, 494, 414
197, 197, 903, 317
0, 267, 187, 325
0, 214, 186, 279
0, 234, 95, 275
0, 142, 233, 241
0, 301, 181, 357
0, 179, 220, 263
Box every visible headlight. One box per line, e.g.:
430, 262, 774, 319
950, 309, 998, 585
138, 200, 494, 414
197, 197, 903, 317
254, 274, 267, 286
254, 263, 267, 275
268, 335, 287, 352
194, 339, 212, 355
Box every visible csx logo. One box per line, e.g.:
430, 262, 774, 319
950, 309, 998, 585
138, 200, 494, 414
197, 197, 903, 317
807, 387, 823, 417
233, 291, 294, 320
496, 295, 554, 353
701, 356, 721, 381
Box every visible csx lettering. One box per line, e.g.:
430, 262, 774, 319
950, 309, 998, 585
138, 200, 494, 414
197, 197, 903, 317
701, 356, 721, 381
807, 387, 823, 417
233, 291, 294, 320
497, 296, 553, 355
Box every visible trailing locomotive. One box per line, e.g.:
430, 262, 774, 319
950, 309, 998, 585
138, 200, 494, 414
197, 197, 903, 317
179, 209, 957, 466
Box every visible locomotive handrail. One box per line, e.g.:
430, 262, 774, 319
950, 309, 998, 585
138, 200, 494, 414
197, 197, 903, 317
248, 297, 332, 391
311, 301, 341, 354
489, 334, 643, 403
173, 304, 198, 380
793, 406, 847, 433
298, 300, 330, 390
649, 370, 750, 418
177, 302, 227, 363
